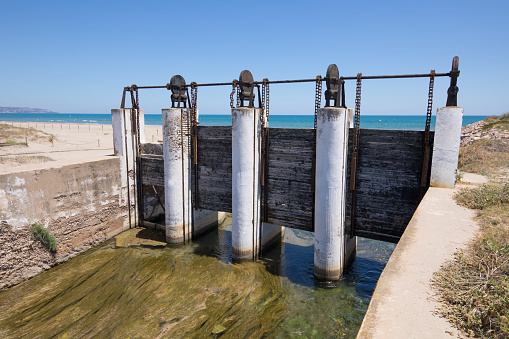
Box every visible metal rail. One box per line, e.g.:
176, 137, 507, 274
126, 72, 455, 90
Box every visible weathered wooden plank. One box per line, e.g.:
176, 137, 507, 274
141, 143, 163, 156
265, 128, 433, 241
266, 128, 314, 232
139, 126, 434, 242
195, 126, 232, 213
140, 155, 164, 186
346, 129, 434, 242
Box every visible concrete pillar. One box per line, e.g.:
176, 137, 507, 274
232, 107, 262, 260
314, 107, 350, 281
430, 106, 464, 188
111, 108, 138, 227
348, 108, 354, 128
138, 109, 146, 143
162, 108, 192, 243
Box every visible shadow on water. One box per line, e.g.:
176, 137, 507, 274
0, 218, 395, 338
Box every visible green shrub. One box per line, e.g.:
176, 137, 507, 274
31, 223, 58, 252
455, 183, 509, 210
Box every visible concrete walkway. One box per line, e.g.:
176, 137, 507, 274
357, 185, 480, 338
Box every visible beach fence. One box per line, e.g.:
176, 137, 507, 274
111, 57, 462, 281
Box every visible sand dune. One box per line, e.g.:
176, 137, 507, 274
0, 121, 162, 175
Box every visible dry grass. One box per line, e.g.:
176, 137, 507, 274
434, 202, 509, 338
434, 116, 509, 338
0, 155, 54, 165
458, 139, 509, 174
483, 113, 509, 132
0, 123, 54, 145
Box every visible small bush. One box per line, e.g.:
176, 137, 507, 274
31, 223, 58, 252
455, 184, 509, 210
482, 113, 509, 131
458, 139, 509, 174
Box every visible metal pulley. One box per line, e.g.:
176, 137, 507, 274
325, 64, 345, 108
167, 75, 188, 108
238, 70, 255, 108
446, 56, 460, 107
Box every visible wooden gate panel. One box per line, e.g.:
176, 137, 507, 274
346, 129, 434, 242
266, 128, 314, 231
195, 126, 232, 213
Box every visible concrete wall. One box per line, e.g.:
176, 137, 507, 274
0, 158, 130, 289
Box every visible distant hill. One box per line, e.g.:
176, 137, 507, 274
0, 106, 57, 114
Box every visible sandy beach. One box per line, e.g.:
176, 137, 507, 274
0, 121, 162, 175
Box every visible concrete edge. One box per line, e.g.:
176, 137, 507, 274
356, 186, 478, 338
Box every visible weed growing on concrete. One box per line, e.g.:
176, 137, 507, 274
31, 223, 58, 252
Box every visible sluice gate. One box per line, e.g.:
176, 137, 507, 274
139, 127, 433, 243
113, 57, 462, 281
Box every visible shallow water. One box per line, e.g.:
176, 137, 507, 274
0, 218, 395, 338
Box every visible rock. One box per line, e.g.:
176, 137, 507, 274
460, 120, 509, 147
212, 324, 227, 335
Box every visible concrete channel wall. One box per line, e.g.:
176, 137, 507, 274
0, 158, 130, 289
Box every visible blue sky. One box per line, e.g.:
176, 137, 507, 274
1, 0, 508, 116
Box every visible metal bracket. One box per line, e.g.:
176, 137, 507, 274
167, 75, 188, 108
238, 70, 255, 108
325, 64, 343, 108
446, 56, 460, 107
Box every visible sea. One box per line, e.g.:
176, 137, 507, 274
0, 113, 487, 130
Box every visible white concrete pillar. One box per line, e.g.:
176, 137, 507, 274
430, 106, 464, 188
162, 108, 192, 244
232, 107, 262, 260
138, 109, 146, 143
348, 108, 354, 128
314, 107, 350, 281
111, 108, 138, 227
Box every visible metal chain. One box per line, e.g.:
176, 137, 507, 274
350, 74, 362, 236
311, 75, 322, 232
425, 70, 435, 144
230, 80, 237, 108
314, 76, 322, 129
261, 78, 270, 128
190, 82, 198, 124
354, 74, 362, 129
236, 85, 241, 108
190, 82, 199, 209
135, 86, 140, 154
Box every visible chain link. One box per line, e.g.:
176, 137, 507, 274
314, 76, 322, 130
230, 80, 237, 108
425, 70, 435, 144
354, 74, 362, 129
190, 82, 198, 124
261, 78, 270, 128
311, 75, 322, 232
236, 86, 241, 108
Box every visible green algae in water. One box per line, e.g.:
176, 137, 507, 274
0, 222, 395, 338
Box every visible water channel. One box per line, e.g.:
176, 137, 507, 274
0, 216, 395, 338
